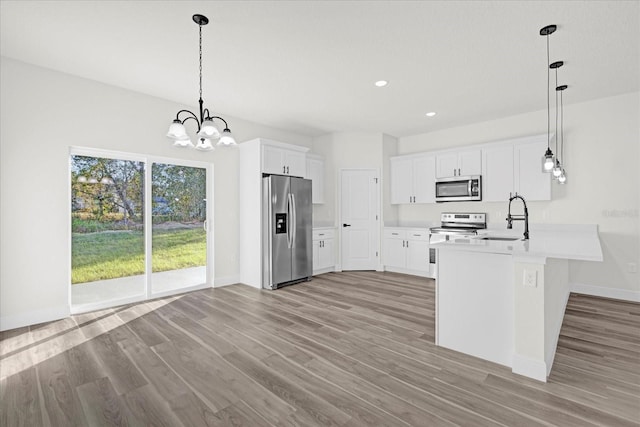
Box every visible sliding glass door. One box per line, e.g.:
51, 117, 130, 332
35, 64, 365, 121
151, 163, 207, 294
70, 149, 212, 313
71, 154, 146, 307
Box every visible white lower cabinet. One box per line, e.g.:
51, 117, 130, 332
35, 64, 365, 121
383, 228, 432, 277
313, 228, 335, 275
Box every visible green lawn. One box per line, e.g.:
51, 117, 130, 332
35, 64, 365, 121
72, 228, 206, 284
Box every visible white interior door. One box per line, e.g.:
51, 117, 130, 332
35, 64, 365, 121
340, 169, 379, 270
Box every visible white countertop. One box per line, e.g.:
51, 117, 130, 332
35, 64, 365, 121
431, 224, 603, 262
312, 225, 336, 230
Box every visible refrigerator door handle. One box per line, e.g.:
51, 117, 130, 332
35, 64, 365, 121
286, 193, 293, 249
290, 193, 297, 248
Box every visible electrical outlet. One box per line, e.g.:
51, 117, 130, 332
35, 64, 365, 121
628, 263, 638, 274
523, 269, 537, 288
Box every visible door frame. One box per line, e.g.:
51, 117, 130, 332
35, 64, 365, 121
338, 168, 381, 272
68, 147, 214, 314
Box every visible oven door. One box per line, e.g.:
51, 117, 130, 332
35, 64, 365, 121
435, 176, 481, 202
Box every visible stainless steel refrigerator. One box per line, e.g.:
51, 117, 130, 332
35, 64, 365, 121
262, 175, 312, 289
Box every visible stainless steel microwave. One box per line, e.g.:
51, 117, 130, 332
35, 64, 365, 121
435, 176, 482, 202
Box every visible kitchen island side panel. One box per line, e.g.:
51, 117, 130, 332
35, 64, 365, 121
437, 250, 514, 367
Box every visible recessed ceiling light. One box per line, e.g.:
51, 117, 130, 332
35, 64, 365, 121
374, 80, 388, 87
426, 112, 437, 117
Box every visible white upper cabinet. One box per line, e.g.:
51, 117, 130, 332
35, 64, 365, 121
306, 155, 324, 204
482, 136, 551, 202
390, 154, 435, 204
482, 144, 514, 202
390, 157, 413, 204
413, 155, 436, 203
261, 144, 307, 177
436, 149, 481, 178
514, 138, 551, 201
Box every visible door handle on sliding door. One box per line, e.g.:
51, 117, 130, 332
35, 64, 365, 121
343, 224, 351, 227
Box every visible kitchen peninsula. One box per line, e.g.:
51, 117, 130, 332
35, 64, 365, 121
432, 224, 603, 382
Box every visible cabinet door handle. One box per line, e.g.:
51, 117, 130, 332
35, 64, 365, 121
392, 232, 399, 235
283, 166, 286, 173
402, 240, 405, 247
406, 241, 409, 248
458, 168, 461, 176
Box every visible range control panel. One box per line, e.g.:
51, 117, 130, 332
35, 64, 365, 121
440, 212, 486, 225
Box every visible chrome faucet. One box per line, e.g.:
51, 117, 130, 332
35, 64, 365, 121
506, 193, 529, 240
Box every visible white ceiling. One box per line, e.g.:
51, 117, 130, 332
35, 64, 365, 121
1, 1, 638, 138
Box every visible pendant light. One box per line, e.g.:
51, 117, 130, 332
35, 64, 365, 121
551, 60, 564, 178
557, 84, 568, 184
540, 25, 556, 172
166, 14, 236, 150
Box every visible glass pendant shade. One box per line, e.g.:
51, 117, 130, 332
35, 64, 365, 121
552, 160, 563, 177
198, 119, 221, 138
542, 149, 555, 171
195, 138, 214, 151
172, 138, 194, 148
167, 120, 188, 140
558, 170, 567, 184
217, 128, 237, 146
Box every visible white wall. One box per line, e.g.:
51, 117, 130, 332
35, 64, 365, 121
0, 57, 311, 330
312, 132, 385, 226
398, 92, 640, 294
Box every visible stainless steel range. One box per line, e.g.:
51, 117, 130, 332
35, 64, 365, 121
430, 212, 487, 239
429, 213, 487, 274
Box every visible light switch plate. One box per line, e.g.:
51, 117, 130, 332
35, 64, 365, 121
523, 269, 537, 288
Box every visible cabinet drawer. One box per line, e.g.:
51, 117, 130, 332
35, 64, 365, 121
406, 230, 430, 241
383, 229, 406, 239
313, 229, 335, 240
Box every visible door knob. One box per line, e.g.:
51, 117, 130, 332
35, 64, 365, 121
343, 224, 351, 227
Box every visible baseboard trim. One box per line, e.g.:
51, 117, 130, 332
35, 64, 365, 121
0, 305, 70, 332
214, 275, 240, 288
313, 267, 335, 276
570, 283, 640, 302
512, 353, 548, 382
383, 265, 434, 279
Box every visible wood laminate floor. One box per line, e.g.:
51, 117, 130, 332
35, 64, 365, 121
1, 271, 639, 426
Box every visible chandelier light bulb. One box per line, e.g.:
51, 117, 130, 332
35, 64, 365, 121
172, 138, 194, 148
552, 160, 563, 177
167, 120, 187, 140
195, 138, 214, 151
217, 128, 237, 146
198, 119, 221, 138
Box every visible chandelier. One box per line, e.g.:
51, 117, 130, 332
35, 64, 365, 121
167, 14, 236, 151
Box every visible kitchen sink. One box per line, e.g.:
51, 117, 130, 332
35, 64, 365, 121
479, 236, 521, 241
